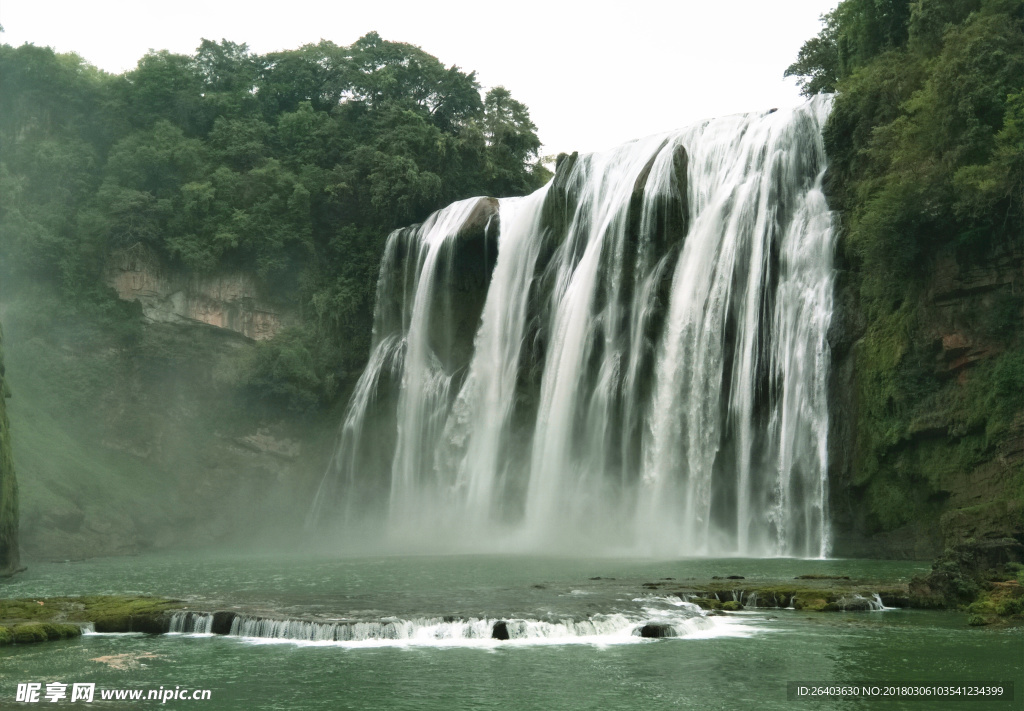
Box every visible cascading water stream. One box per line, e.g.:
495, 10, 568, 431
312, 97, 835, 557
450, 189, 550, 526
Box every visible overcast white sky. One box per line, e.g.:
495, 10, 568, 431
1, 0, 838, 157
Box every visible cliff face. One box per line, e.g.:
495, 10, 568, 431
1, 292, 331, 561
830, 244, 1024, 558
106, 246, 293, 341
0, 322, 20, 574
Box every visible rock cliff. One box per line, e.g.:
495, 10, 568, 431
106, 245, 293, 341
0, 322, 20, 575
1, 294, 331, 561
830, 244, 1024, 558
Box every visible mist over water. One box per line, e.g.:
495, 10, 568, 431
312, 98, 836, 558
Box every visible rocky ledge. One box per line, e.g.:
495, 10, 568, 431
0, 595, 183, 645
639, 577, 908, 612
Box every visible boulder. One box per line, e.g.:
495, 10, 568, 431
637, 623, 677, 638
491, 621, 511, 640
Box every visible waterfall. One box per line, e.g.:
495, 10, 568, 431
312, 97, 835, 557
169, 612, 214, 634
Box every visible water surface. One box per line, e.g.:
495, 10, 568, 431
2, 554, 1018, 710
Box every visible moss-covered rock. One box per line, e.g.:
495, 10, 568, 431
0, 595, 180, 635
12, 624, 48, 643
76, 596, 178, 633
793, 597, 829, 611
39, 623, 82, 640
686, 597, 723, 610
965, 580, 1024, 625
909, 539, 1023, 607
720, 601, 744, 611
0, 622, 80, 646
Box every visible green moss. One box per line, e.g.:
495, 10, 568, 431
39, 623, 82, 640
793, 597, 829, 611
0, 596, 178, 642
0, 595, 179, 634
0, 626, 12, 645
969, 581, 1024, 619
12, 624, 48, 643
77, 595, 179, 633
720, 601, 743, 612
852, 338, 1024, 537
962, 585, 1022, 625
852, 306, 919, 483
5, 620, 79, 643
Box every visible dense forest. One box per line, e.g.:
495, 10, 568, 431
787, 0, 1024, 552
0, 32, 549, 413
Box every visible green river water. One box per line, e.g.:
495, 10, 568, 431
1, 554, 1020, 710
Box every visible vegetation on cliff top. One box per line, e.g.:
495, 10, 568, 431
788, 0, 1024, 543
0, 32, 548, 412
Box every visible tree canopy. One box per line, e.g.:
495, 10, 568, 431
0, 34, 550, 411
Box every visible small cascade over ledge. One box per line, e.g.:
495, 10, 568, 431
312, 98, 836, 557
166, 602, 745, 646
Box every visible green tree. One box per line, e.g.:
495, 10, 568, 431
483, 87, 544, 195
